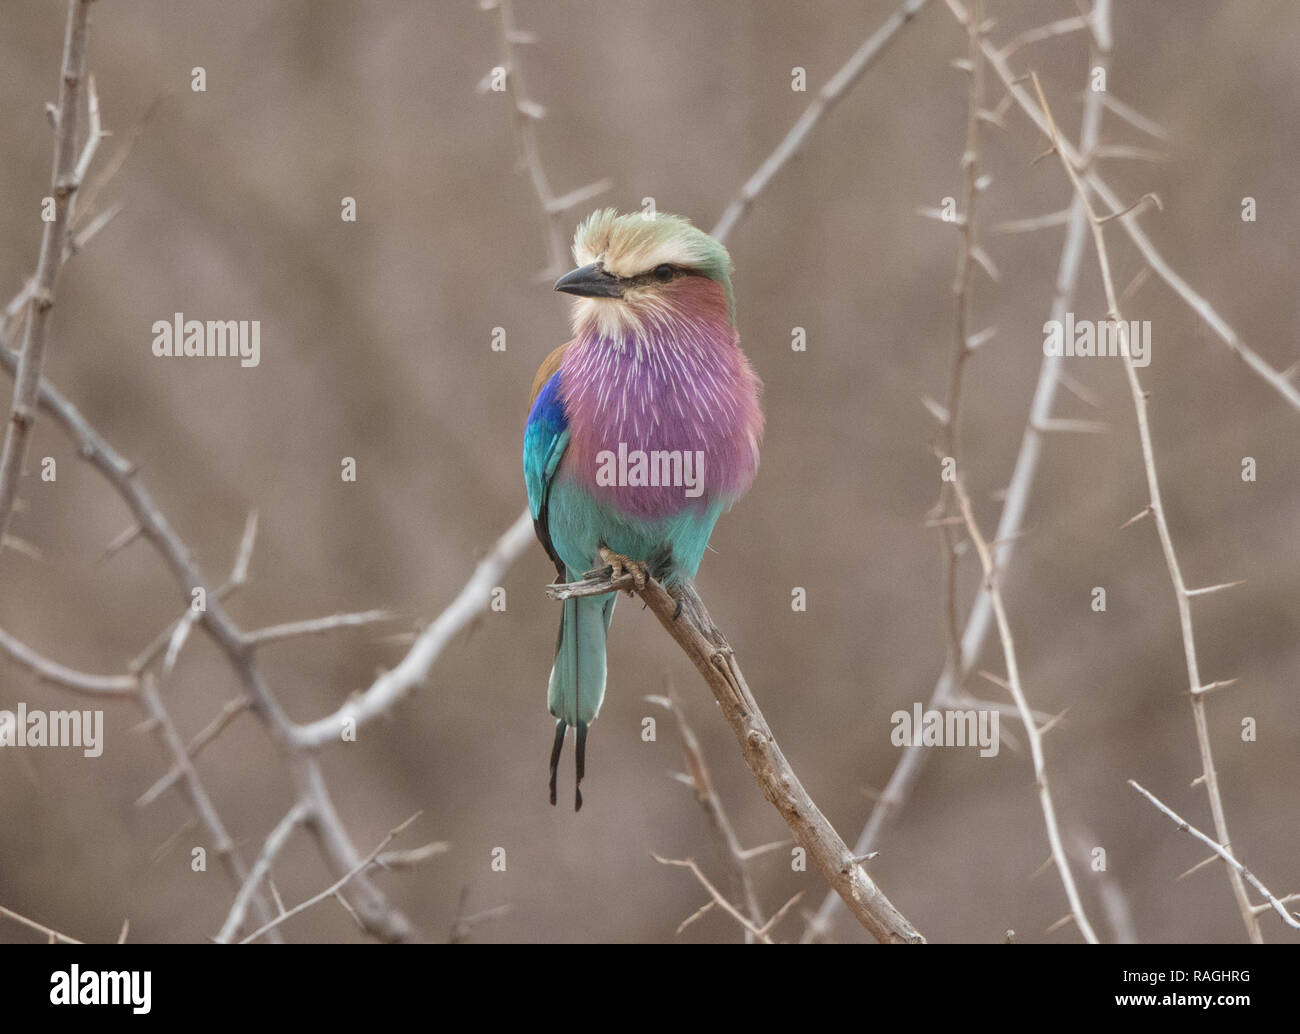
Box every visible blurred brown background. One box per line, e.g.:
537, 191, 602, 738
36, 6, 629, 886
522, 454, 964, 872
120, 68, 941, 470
1, 0, 1296, 944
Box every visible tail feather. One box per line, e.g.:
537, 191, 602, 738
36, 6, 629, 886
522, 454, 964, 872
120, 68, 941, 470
547, 570, 615, 810
548, 719, 566, 807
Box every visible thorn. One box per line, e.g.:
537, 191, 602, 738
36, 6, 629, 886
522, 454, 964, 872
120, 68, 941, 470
1093, 145, 1168, 165
516, 98, 546, 120
1035, 418, 1109, 434
68, 201, 125, 256
1191, 678, 1239, 697
989, 528, 1031, 550
162, 612, 197, 678
1120, 506, 1152, 529
739, 839, 791, 861
916, 205, 967, 227
1185, 580, 1246, 598
333, 891, 363, 929
1098, 192, 1162, 224
99, 523, 142, 563
1058, 369, 1103, 409
545, 178, 613, 214
1095, 92, 1170, 141
1037, 707, 1070, 736
1176, 854, 1222, 881
475, 68, 501, 94
230, 511, 259, 586
969, 245, 1000, 282
978, 670, 1011, 692
1045, 913, 1076, 934
966, 326, 997, 351
0, 534, 42, 561
674, 899, 716, 936
992, 209, 1072, 235
921, 395, 951, 425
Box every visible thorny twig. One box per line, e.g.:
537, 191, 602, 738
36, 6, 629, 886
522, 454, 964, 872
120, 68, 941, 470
550, 571, 924, 944
1028, 69, 1263, 942
814, 0, 1114, 939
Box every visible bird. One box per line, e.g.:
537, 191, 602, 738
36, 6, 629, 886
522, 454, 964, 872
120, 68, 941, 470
523, 208, 763, 810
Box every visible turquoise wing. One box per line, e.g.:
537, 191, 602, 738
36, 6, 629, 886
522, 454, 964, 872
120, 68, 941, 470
523, 369, 569, 576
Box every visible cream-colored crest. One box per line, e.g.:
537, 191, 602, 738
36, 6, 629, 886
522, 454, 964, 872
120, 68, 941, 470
572, 208, 729, 280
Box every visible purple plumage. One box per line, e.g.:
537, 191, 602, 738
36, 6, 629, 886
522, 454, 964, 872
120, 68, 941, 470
559, 276, 762, 520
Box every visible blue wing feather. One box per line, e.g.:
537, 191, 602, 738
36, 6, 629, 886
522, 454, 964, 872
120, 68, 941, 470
524, 370, 569, 575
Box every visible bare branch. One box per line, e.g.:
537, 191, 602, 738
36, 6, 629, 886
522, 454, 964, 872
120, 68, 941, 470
1027, 69, 1264, 942
551, 572, 924, 944
244, 610, 396, 649
812, 11, 1112, 938
135, 695, 249, 808
654, 677, 765, 942
448, 887, 511, 944
0, 625, 137, 697
997, 15, 1090, 60
238, 812, 421, 944
653, 855, 777, 943
136, 676, 282, 942
992, 208, 1071, 235
0, 339, 420, 942
952, 476, 1099, 942
960, 0, 1300, 409
375, 840, 450, 870
0, 0, 97, 543
0, 903, 83, 944
289, 511, 534, 749
711, 0, 932, 242
482, 0, 609, 276
1095, 91, 1170, 141
215, 802, 310, 944
1130, 781, 1300, 931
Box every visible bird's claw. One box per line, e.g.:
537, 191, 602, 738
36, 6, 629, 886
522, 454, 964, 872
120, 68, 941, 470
598, 545, 648, 595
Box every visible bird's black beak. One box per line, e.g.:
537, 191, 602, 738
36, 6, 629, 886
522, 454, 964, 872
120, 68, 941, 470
554, 262, 623, 299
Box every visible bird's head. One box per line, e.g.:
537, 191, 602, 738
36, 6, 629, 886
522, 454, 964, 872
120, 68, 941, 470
555, 209, 735, 341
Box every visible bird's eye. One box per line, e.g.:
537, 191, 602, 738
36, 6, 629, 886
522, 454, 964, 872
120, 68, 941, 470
652, 264, 674, 282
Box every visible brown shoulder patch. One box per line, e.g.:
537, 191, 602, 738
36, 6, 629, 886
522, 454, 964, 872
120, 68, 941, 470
530, 342, 569, 406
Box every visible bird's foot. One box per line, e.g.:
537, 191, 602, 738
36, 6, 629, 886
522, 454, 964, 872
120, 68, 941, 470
598, 545, 648, 595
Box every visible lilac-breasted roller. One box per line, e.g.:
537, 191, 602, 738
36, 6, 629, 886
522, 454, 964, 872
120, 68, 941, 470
523, 209, 763, 810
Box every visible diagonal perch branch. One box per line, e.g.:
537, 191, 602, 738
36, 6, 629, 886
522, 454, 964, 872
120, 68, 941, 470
548, 570, 924, 944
